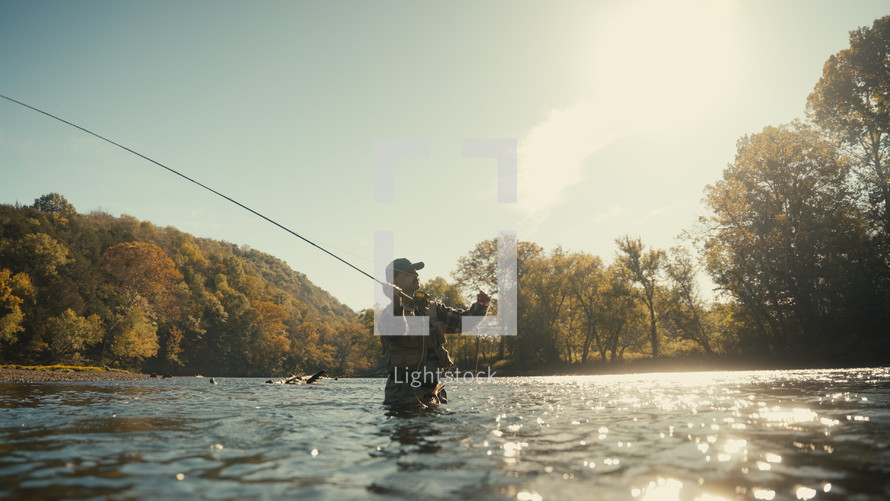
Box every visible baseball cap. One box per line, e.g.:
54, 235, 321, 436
387, 257, 424, 278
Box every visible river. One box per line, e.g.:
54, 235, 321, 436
1, 368, 888, 500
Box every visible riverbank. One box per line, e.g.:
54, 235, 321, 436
0, 365, 151, 383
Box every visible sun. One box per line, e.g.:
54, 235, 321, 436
590, 0, 742, 133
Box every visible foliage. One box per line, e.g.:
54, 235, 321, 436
32, 193, 77, 222
0, 198, 367, 375
700, 123, 879, 360
807, 16, 890, 244
615, 236, 665, 357
0, 268, 33, 347
46, 308, 103, 361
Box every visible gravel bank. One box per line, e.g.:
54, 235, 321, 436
0, 367, 152, 383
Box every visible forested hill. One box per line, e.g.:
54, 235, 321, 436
0, 194, 381, 377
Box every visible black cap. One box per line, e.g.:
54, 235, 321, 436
387, 258, 424, 278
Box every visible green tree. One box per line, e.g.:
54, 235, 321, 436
702, 123, 869, 358
46, 308, 103, 361
11, 233, 71, 281
616, 236, 665, 358
564, 253, 641, 363
454, 238, 544, 368
807, 16, 890, 243
423, 276, 467, 309
661, 246, 715, 355
32, 193, 77, 221
564, 252, 606, 362
520, 247, 572, 365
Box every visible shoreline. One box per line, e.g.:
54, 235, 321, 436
0, 367, 152, 383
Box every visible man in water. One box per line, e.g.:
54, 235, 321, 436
378, 258, 490, 407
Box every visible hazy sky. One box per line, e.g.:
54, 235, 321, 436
1, 0, 887, 311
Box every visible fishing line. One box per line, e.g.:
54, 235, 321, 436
0, 94, 404, 296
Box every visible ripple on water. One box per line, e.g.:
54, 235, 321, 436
2, 370, 890, 500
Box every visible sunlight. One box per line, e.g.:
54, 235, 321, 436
562, 371, 735, 388
515, 0, 741, 217
591, 0, 741, 132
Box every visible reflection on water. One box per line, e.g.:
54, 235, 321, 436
1, 369, 889, 500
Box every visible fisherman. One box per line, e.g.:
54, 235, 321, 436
378, 258, 490, 407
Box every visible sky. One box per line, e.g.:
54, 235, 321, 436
1, 0, 888, 312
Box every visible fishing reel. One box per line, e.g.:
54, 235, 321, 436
411, 291, 431, 309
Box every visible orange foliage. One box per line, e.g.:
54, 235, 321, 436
101, 242, 183, 301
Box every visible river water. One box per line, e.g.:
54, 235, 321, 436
1, 368, 888, 500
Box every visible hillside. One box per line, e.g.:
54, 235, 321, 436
0, 194, 381, 376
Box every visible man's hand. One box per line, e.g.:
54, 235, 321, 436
477, 290, 492, 307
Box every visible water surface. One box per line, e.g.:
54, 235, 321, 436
2, 368, 889, 500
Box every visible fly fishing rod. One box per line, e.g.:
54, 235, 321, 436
0, 94, 413, 301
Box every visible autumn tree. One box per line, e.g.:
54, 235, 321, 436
101, 241, 184, 307
807, 16, 890, 353
100, 242, 184, 364
563, 252, 640, 362
243, 300, 291, 374
0, 268, 34, 348
331, 319, 381, 376
164, 325, 185, 366
108, 304, 159, 366
287, 321, 335, 374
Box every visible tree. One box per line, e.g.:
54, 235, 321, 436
661, 247, 714, 355
11, 233, 71, 281
454, 238, 544, 368
701, 123, 868, 358
100, 242, 184, 364
454, 239, 500, 297
564, 253, 641, 363
331, 320, 380, 376
32, 193, 77, 221
807, 16, 890, 245
164, 325, 185, 366
519, 248, 572, 365
101, 242, 184, 306
564, 252, 606, 362
0, 269, 34, 346
244, 300, 291, 374
616, 236, 665, 358
46, 309, 103, 361
423, 276, 467, 309
108, 305, 159, 365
